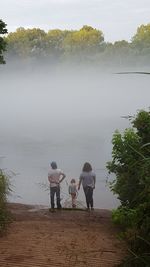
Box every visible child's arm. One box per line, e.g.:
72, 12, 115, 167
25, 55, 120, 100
75, 184, 78, 193
93, 175, 96, 189
68, 185, 71, 194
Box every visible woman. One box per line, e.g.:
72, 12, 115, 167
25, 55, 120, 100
78, 162, 96, 210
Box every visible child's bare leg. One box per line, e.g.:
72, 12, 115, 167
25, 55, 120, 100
72, 194, 76, 208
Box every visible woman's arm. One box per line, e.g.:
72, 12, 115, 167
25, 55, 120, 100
93, 175, 96, 189
78, 176, 82, 190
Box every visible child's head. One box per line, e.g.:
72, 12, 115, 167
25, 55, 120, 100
71, 178, 76, 184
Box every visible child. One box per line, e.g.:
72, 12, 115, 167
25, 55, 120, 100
68, 179, 77, 208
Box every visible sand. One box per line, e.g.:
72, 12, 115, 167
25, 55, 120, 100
0, 203, 126, 267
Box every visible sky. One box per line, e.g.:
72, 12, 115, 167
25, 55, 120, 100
1, 0, 150, 42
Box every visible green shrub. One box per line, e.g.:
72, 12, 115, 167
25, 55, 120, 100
0, 170, 11, 234
107, 110, 150, 267
112, 208, 138, 229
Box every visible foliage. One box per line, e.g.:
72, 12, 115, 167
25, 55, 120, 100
0, 170, 11, 234
6, 27, 47, 58
112, 208, 138, 229
107, 110, 150, 267
132, 24, 150, 51
63, 26, 104, 55
46, 29, 68, 57
0, 19, 8, 63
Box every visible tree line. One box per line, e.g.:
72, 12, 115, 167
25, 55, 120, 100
1, 20, 150, 67
0, 19, 7, 64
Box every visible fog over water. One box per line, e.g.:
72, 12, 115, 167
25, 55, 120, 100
0, 65, 150, 209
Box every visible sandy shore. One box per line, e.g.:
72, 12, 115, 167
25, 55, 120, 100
0, 203, 126, 267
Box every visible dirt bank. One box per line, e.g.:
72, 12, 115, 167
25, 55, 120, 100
0, 203, 126, 267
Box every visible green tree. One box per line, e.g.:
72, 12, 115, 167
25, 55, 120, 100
132, 23, 150, 51
0, 19, 8, 64
63, 25, 104, 60
6, 27, 46, 59
45, 29, 69, 59
99, 40, 135, 68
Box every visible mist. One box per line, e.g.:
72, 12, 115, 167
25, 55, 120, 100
0, 63, 150, 208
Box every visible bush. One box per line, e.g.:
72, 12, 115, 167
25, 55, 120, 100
112, 208, 138, 229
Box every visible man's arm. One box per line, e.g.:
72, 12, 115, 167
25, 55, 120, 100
48, 175, 52, 183
59, 173, 66, 183
48, 173, 56, 183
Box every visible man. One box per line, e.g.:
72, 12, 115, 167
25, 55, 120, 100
48, 161, 66, 211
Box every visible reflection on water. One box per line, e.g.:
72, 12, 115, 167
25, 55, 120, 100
0, 68, 149, 209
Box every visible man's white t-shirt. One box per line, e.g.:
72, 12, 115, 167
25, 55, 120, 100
48, 168, 64, 187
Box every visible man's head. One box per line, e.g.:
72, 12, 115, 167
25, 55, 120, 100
51, 161, 57, 169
